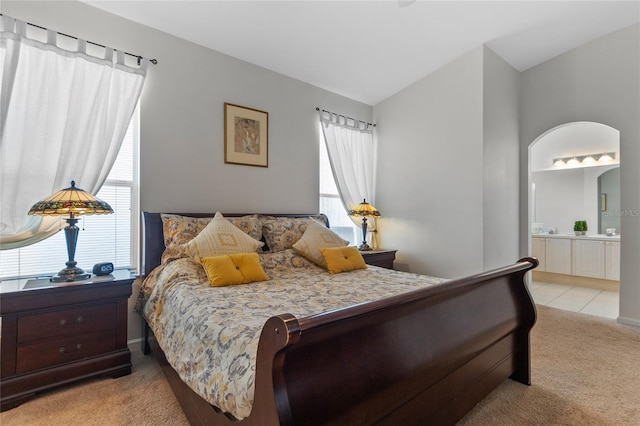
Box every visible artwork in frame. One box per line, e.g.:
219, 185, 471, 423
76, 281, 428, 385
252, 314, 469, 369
224, 103, 268, 167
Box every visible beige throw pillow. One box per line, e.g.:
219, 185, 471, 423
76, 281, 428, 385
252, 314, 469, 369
292, 219, 348, 267
182, 212, 264, 261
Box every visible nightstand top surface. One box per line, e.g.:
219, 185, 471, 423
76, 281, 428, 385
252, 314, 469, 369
359, 249, 397, 254
0, 269, 134, 295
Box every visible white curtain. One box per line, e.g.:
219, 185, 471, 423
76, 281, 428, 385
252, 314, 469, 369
319, 111, 377, 245
0, 15, 148, 249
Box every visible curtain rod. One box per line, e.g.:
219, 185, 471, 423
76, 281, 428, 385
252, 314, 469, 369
0, 13, 157, 65
316, 107, 376, 128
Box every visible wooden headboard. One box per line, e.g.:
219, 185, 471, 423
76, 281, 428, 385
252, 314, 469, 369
141, 212, 328, 277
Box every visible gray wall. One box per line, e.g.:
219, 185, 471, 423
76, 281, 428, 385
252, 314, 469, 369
374, 47, 485, 278
3, 0, 372, 340
520, 24, 640, 325
373, 46, 520, 279
137, 25, 373, 215
482, 46, 520, 270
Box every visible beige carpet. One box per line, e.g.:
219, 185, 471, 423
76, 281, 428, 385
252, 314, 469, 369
0, 344, 189, 426
2, 305, 639, 425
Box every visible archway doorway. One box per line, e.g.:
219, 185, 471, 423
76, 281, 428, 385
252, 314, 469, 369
528, 121, 621, 319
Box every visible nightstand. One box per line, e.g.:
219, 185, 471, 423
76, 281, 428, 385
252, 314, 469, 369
0, 270, 134, 411
360, 249, 397, 269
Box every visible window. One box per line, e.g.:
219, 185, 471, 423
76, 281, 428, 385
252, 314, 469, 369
0, 108, 139, 279
319, 133, 360, 244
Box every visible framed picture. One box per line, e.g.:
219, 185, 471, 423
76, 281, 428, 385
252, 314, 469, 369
224, 103, 268, 167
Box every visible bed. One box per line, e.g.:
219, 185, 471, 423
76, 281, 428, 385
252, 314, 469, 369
140, 211, 538, 425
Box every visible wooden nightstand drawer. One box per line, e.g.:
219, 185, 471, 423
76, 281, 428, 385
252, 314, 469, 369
360, 249, 397, 270
1, 271, 134, 411
16, 329, 117, 374
17, 302, 117, 344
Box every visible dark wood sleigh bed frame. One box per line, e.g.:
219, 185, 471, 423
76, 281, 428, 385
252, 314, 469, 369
141, 212, 538, 425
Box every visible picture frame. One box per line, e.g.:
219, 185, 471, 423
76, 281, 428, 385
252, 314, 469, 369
224, 103, 268, 167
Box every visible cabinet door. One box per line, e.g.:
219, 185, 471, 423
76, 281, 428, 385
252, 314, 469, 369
531, 238, 546, 271
573, 240, 605, 278
545, 238, 572, 275
605, 241, 621, 280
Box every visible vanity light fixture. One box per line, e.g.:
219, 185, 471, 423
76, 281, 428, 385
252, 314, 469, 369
581, 155, 597, 165
551, 152, 616, 169
598, 152, 614, 163
566, 157, 581, 167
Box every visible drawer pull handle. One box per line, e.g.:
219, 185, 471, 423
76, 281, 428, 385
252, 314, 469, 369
59, 343, 82, 354
59, 316, 83, 327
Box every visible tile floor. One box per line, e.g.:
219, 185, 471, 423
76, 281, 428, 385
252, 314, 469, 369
530, 281, 619, 320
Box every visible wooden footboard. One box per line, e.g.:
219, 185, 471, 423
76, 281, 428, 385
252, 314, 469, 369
147, 257, 538, 426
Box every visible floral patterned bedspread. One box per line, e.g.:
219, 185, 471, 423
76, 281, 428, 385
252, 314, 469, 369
143, 249, 448, 420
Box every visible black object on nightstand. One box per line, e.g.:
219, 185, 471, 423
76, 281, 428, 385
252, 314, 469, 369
360, 249, 397, 269
0, 270, 134, 411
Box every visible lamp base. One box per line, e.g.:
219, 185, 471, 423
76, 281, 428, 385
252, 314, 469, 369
358, 243, 373, 251
51, 266, 91, 283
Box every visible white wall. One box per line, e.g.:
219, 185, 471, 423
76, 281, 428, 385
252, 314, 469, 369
520, 24, 640, 325
3, 0, 373, 340
374, 47, 485, 279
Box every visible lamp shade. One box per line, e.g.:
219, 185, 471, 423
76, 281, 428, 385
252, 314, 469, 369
28, 181, 113, 217
348, 199, 381, 218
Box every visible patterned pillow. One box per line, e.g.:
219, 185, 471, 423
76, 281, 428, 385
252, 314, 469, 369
182, 212, 264, 261
292, 219, 348, 267
161, 214, 209, 246
258, 249, 323, 276
160, 213, 261, 264
229, 215, 262, 241
261, 215, 328, 252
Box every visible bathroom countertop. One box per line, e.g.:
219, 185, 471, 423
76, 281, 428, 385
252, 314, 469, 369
532, 233, 620, 241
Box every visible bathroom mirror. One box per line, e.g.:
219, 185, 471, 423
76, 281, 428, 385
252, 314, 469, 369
599, 167, 620, 235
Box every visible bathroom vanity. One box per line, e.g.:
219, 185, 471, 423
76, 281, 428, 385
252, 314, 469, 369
532, 233, 620, 290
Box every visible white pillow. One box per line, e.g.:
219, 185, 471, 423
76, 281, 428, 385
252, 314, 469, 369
182, 212, 264, 261
292, 219, 348, 267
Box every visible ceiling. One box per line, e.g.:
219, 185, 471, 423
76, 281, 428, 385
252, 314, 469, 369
82, 1, 640, 105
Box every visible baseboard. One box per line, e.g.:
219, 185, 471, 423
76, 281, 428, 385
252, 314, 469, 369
127, 337, 143, 346
532, 271, 619, 292
617, 316, 640, 327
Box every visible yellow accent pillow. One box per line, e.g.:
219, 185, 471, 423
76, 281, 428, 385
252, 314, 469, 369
200, 253, 269, 287
320, 246, 367, 274
292, 219, 348, 267
182, 212, 264, 261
